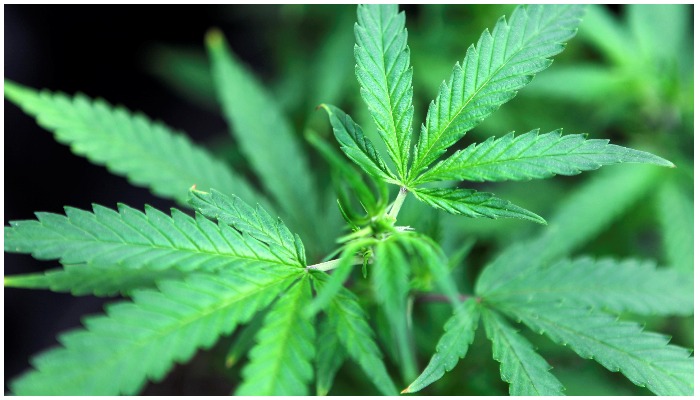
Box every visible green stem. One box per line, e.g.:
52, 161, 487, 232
389, 186, 408, 220
306, 256, 365, 272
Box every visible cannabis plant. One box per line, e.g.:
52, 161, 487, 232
4, 4, 693, 396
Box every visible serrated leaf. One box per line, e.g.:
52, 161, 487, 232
355, 4, 414, 179
188, 188, 302, 266
418, 129, 673, 184
319, 104, 398, 184
313, 273, 397, 395
225, 309, 266, 369
409, 5, 586, 179
315, 316, 347, 396
657, 181, 693, 274
476, 165, 659, 296
500, 301, 694, 396
373, 238, 416, 382
486, 257, 693, 317
206, 31, 322, 246
481, 308, 564, 396
236, 276, 315, 395
403, 298, 480, 394
4, 264, 189, 297
3, 80, 255, 205
4, 203, 300, 274
9, 267, 299, 395
412, 187, 546, 224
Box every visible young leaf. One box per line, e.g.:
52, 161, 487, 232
4, 80, 256, 205
486, 257, 693, 317
373, 239, 416, 382
5, 203, 299, 273
481, 307, 564, 396
236, 276, 315, 396
500, 301, 694, 396
409, 5, 586, 179
313, 273, 397, 395
315, 317, 347, 396
403, 298, 480, 394
412, 187, 545, 224
476, 164, 660, 296
9, 268, 299, 395
417, 129, 673, 184
206, 30, 321, 244
656, 181, 693, 274
188, 188, 302, 266
4, 264, 189, 297
319, 104, 398, 184
355, 4, 414, 179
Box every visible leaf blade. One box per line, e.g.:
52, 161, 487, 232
236, 276, 316, 396
500, 301, 694, 396
355, 4, 414, 179
481, 307, 564, 396
412, 187, 545, 225
403, 298, 480, 394
319, 104, 398, 184
418, 129, 673, 184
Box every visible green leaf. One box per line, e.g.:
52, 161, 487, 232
481, 307, 564, 396
206, 30, 322, 245
319, 104, 398, 184
657, 181, 693, 274
500, 301, 694, 396
355, 4, 414, 179
412, 187, 546, 224
525, 65, 627, 102
476, 164, 660, 296
4, 264, 189, 297
236, 276, 315, 395
313, 273, 397, 395
188, 188, 303, 266
3, 80, 256, 206
403, 298, 480, 394
486, 257, 693, 317
315, 316, 347, 396
373, 239, 416, 382
5, 203, 300, 273
9, 267, 299, 395
418, 129, 674, 184
409, 5, 586, 179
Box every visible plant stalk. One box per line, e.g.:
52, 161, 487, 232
306, 256, 365, 272
389, 186, 408, 220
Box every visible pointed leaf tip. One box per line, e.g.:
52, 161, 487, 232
205, 28, 224, 47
